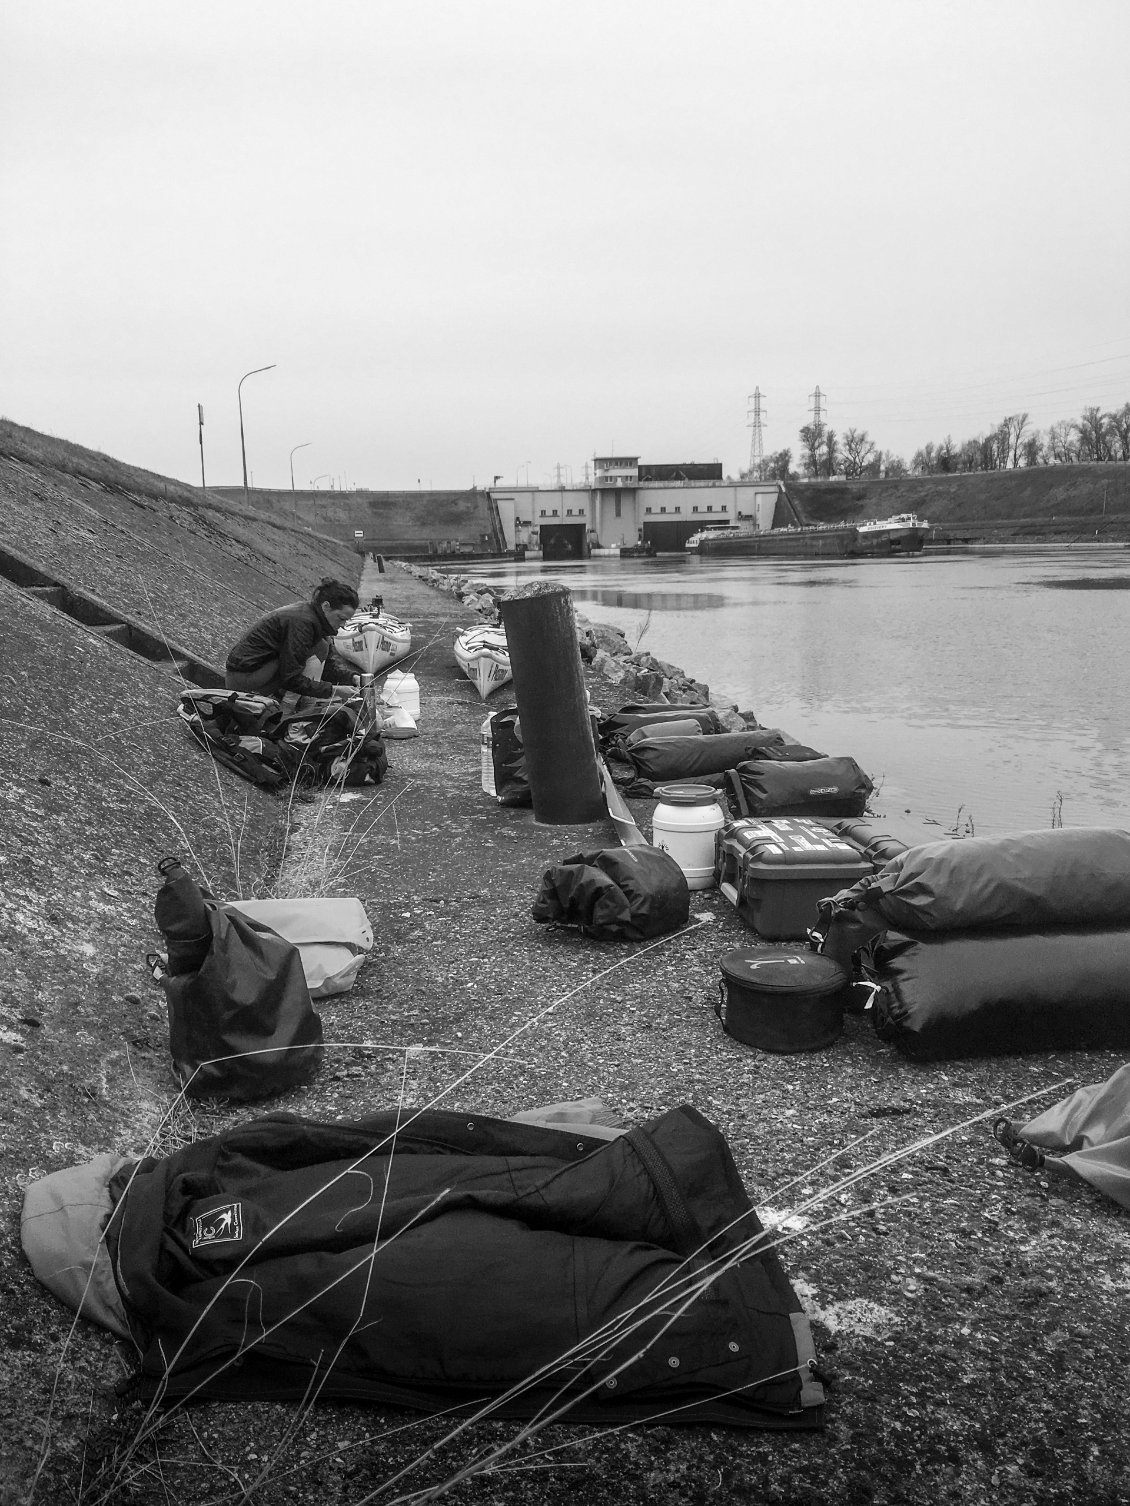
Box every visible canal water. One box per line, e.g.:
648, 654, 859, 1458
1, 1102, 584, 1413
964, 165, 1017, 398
451, 547, 1130, 842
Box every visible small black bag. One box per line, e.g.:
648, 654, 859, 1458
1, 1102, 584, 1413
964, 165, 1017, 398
488, 706, 532, 808
532, 846, 690, 941
152, 859, 324, 1100
727, 757, 873, 820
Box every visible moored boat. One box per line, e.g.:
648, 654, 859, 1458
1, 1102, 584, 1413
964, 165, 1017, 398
454, 623, 512, 699
851, 513, 931, 555
331, 611, 413, 675
688, 514, 930, 559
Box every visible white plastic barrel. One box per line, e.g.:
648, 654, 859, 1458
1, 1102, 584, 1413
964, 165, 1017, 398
383, 669, 420, 720
480, 713, 497, 796
650, 784, 726, 890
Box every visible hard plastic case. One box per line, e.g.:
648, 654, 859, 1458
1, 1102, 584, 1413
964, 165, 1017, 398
715, 817, 874, 940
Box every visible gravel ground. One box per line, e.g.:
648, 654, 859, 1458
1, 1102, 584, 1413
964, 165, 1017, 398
1, 442, 1128, 1506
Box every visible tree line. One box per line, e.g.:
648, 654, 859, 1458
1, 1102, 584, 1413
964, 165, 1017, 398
753, 400, 1130, 481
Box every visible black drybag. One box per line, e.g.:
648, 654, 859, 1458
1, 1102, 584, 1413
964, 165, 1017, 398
488, 706, 532, 807
152, 858, 324, 1100
624, 730, 793, 784
532, 846, 691, 941
598, 703, 723, 742
727, 757, 873, 820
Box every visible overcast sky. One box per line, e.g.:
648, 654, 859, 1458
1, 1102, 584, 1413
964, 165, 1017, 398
3, 0, 1128, 492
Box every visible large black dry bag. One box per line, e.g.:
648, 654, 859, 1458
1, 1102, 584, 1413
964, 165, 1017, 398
727, 757, 873, 819
598, 703, 723, 741
625, 730, 792, 784
153, 858, 324, 1100
532, 846, 690, 941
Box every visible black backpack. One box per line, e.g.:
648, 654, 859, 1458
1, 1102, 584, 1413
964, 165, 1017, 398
274, 702, 389, 787
177, 690, 299, 790
178, 692, 388, 790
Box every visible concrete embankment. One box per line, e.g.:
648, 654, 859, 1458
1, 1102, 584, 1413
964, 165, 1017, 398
3, 541, 1128, 1502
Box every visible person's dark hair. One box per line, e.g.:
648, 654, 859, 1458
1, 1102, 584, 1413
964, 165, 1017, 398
312, 578, 359, 611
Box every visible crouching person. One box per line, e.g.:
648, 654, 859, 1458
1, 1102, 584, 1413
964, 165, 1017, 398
225, 579, 360, 704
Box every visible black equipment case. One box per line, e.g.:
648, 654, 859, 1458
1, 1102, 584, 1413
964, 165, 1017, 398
715, 818, 876, 940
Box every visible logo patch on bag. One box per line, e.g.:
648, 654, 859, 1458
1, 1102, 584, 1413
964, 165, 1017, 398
192, 1202, 244, 1249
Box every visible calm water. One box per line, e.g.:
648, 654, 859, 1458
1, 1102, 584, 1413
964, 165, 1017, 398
454, 547, 1130, 842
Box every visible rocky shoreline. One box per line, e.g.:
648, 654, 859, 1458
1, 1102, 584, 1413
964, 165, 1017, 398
399, 561, 756, 728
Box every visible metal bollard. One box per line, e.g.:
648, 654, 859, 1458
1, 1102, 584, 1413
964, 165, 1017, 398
500, 583, 605, 824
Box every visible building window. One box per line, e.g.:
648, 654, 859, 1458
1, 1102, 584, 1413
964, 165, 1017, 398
614, 497, 622, 518
674, 506, 681, 513
659, 506, 667, 514
552, 509, 558, 517
539, 509, 547, 518
692, 505, 699, 514
645, 506, 653, 514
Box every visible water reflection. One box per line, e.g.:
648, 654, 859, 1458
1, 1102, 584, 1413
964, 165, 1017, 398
1040, 577, 1130, 590
572, 589, 726, 611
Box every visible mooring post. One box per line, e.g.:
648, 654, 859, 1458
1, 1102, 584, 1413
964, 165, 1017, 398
500, 582, 605, 824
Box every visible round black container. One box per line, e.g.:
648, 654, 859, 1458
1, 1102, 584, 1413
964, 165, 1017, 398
717, 947, 849, 1052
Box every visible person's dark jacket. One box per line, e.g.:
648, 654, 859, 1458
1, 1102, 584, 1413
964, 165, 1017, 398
103, 1105, 825, 1429
225, 600, 339, 699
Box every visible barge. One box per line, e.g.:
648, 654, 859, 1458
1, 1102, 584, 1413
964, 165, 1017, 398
687, 513, 930, 559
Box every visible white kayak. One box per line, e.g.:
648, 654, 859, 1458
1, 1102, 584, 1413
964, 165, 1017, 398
332, 612, 413, 676
454, 624, 512, 700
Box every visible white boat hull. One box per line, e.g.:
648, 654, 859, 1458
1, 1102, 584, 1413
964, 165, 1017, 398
454, 625, 512, 700
332, 612, 413, 675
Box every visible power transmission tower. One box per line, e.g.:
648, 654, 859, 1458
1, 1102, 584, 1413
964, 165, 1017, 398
747, 388, 767, 479
808, 385, 827, 435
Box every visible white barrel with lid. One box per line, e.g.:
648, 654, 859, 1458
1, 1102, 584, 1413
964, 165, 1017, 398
651, 784, 726, 890
383, 669, 420, 720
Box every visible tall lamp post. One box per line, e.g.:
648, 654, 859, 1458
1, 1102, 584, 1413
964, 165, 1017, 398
289, 442, 312, 491
238, 364, 276, 501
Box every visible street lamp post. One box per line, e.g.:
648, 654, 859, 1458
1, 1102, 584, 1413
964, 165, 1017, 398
289, 442, 312, 491
238, 364, 277, 502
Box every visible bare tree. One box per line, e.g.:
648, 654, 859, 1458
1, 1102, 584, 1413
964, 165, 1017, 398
1046, 420, 1078, 464
764, 448, 795, 480
1022, 432, 1046, 467
880, 451, 909, 478
1005, 412, 1030, 467
840, 427, 878, 478
912, 441, 937, 475
1074, 406, 1114, 462
822, 428, 839, 478
799, 424, 824, 479
957, 437, 982, 472
1105, 402, 1130, 462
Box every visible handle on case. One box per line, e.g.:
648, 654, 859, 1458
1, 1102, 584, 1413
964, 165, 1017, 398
726, 768, 749, 819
